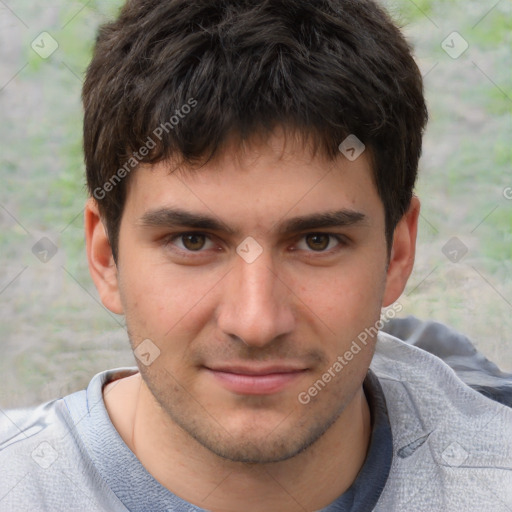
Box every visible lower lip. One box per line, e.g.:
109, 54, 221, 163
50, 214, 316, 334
206, 369, 306, 395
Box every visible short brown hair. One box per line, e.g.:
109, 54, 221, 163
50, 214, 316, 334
83, 0, 428, 260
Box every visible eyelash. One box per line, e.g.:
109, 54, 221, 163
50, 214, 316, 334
162, 232, 349, 257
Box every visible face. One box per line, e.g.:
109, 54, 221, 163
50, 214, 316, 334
92, 131, 414, 464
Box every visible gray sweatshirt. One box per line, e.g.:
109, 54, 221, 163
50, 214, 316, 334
1, 330, 511, 511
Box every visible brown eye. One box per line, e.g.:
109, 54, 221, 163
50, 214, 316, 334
305, 233, 330, 251
182, 233, 206, 251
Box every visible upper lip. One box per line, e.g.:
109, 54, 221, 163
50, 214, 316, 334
205, 364, 308, 375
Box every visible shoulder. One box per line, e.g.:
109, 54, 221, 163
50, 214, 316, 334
0, 398, 72, 461
0, 375, 130, 511
372, 332, 512, 511
0, 399, 87, 509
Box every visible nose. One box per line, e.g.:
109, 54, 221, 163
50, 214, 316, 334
216, 249, 295, 348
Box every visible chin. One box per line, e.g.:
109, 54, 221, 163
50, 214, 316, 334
178, 406, 343, 464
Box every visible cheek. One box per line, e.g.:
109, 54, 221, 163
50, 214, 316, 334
118, 257, 223, 341
293, 260, 386, 332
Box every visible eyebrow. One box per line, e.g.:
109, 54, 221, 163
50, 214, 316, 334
138, 207, 368, 236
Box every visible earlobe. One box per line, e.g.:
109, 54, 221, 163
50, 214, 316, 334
84, 198, 124, 315
382, 196, 420, 307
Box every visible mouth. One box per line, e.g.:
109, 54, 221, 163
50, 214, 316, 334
204, 364, 309, 395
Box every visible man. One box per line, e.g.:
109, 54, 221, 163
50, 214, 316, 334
1, 0, 511, 510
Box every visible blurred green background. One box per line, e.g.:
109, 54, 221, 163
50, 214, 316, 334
0, 0, 511, 406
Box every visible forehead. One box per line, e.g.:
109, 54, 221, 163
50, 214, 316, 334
123, 130, 383, 231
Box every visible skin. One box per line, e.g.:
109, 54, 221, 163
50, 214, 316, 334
86, 129, 419, 511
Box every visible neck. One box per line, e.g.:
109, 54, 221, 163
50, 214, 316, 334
104, 373, 371, 512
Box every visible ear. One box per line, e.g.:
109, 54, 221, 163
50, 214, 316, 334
84, 198, 123, 314
382, 196, 420, 307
